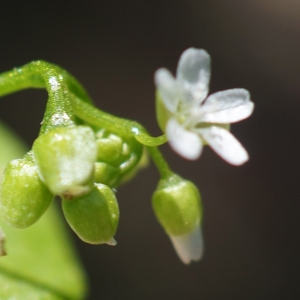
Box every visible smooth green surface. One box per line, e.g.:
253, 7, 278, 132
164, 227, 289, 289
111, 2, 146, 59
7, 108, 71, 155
0, 204, 87, 300
94, 162, 120, 187
63, 184, 119, 245
96, 131, 123, 165
0, 158, 53, 228
0, 272, 64, 300
152, 174, 202, 236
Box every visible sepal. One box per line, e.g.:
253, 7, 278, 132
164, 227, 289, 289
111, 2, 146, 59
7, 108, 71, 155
155, 90, 172, 132
33, 126, 97, 198
62, 183, 119, 245
0, 158, 53, 228
152, 174, 203, 263
96, 130, 124, 165
94, 162, 120, 187
95, 129, 145, 188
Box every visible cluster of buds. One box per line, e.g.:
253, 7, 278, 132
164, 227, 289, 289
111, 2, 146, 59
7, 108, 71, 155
0, 48, 253, 264
0, 125, 144, 246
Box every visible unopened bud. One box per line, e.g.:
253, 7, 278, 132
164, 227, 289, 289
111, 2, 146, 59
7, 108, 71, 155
94, 162, 120, 187
62, 183, 119, 245
152, 174, 203, 264
33, 126, 97, 199
96, 130, 123, 165
95, 129, 146, 188
0, 159, 53, 228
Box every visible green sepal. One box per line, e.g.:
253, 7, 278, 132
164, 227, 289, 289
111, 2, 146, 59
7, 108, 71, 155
0, 158, 53, 229
156, 90, 172, 132
95, 129, 146, 187
33, 126, 97, 199
62, 183, 119, 245
118, 146, 148, 185
94, 162, 120, 187
96, 130, 124, 165
152, 174, 202, 236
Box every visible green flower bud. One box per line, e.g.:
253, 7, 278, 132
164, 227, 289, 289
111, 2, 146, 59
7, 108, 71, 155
118, 146, 148, 185
62, 183, 119, 245
96, 130, 123, 165
152, 174, 203, 264
0, 159, 53, 228
95, 129, 146, 188
94, 162, 120, 187
33, 126, 97, 199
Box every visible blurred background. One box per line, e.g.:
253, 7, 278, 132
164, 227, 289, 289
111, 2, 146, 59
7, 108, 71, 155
0, 0, 299, 299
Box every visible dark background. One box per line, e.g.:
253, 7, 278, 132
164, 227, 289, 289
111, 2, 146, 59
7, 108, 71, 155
0, 1, 299, 299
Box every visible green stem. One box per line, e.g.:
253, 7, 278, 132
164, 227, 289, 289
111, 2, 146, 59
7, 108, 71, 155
0, 61, 167, 146
71, 95, 167, 146
0, 60, 172, 179
0, 61, 92, 103
146, 146, 172, 179
0, 61, 93, 134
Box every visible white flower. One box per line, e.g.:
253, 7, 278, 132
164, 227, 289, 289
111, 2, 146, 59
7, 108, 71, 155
155, 48, 254, 165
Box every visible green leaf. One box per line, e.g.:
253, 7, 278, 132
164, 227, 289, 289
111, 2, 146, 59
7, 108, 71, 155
0, 120, 87, 300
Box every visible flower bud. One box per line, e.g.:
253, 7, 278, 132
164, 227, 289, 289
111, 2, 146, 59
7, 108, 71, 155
62, 183, 119, 245
33, 126, 97, 199
96, 130, 123, 165
94, 162, 120, 187
95, 129, 146, 188
0, 158, 53, 228
118, 146, 148, 185
152, 174, 203, 264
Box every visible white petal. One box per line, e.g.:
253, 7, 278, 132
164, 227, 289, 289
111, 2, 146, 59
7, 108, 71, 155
166, 118, 202, 160
198, 126, 249, 165
200, 89, 254, 123
106, 237, 117, 246
176, 48, 211, 107
155, 68, 179, 113
169, 226, 204, 264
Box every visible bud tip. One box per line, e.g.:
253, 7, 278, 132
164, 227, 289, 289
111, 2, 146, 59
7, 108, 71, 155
106, 237, 117, 246
169, 225, 203, 264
